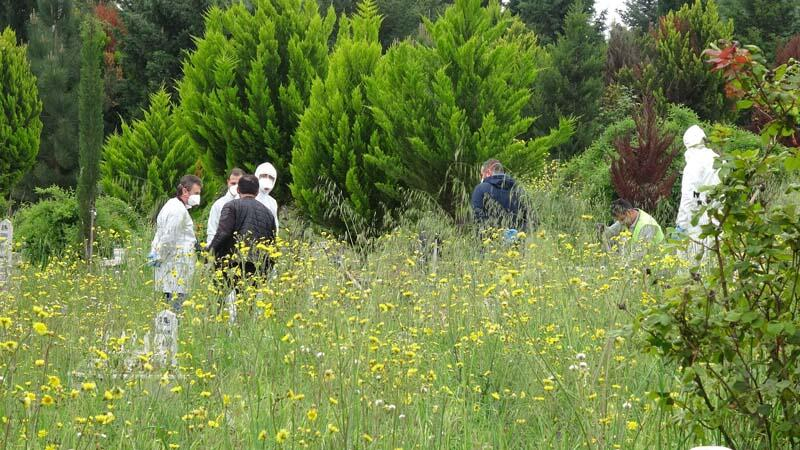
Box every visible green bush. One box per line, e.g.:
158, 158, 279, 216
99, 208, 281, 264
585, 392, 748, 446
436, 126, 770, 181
14, 186, 141, 264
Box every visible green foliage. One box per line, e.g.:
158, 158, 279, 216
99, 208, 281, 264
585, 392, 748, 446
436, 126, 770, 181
20, 0, 81, 201
0, 27, 42, 202
506, 0, 599, 44
639, 51, 800, 448
605, 23, 642, 84
649, 0, 734, 121
366, 0, 573, 221
101, 89, 196, 217
376, 0, 452, 47
533, 0, 605, 158
291, 1, 384, 234
14, 186, 141, 265
77, 17, 106, 255
718, 0, 800, 61
621, 0, 691, 32
559, 103, 701, 225
177, 0, 335, 201
0, 0, 34, 42
118, 0, 212, 119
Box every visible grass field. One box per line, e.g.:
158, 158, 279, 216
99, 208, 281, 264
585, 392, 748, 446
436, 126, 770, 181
0, 218, 726, 449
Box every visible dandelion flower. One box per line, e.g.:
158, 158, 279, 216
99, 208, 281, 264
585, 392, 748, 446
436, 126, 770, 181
33, 322, 48, 335
275, 428, 289, 443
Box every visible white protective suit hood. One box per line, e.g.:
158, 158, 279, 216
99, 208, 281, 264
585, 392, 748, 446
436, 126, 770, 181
683, 125, 707, 150
255, 162, 277, 194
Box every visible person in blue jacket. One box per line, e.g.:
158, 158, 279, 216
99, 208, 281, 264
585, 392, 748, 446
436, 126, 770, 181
470, 159, 532, 236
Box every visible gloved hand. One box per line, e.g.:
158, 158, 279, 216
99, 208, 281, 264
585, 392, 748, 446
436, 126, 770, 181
675, 226, 686, 234
146, 251, 162, 267
502, 228, 518, 244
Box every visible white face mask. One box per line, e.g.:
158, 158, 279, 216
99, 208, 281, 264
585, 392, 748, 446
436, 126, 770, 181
187, 194, 201, 207
229, 185, 239, 197
259, 177, 274, 194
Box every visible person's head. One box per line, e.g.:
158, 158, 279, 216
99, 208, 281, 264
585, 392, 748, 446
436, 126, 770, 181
176, 175, 203, 207
480, 159, 504, 180
611, 198, 638, 227
254, 162, 277, 194
226, 168, 245, 197
683, 125, 707, 149
227, 168, 245, 187
237, 174, 259, 197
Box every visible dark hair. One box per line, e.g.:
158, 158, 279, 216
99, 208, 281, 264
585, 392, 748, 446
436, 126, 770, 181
228, 167, 245, 179
481, 159, 504, 175
611, 198, 634, 216
237, 174, 259, 196
176, 174, 202, 196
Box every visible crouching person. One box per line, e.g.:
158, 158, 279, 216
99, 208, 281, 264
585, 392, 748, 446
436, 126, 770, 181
207, 174, 277, 319
599, 199, 664, 259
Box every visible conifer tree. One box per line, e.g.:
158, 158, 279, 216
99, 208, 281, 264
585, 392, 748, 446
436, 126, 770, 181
650, 0, 733, 121
77, 17, 105, 256
101, 89, 195, 216
533, 0, 605, 158
0, 0, 35, 42
21, 0, 81, 200
718, 0, 800, 61
177, 0, 335, 200
291, 0, 383, 232
366, 0, 573, 220
0, 28, 42, 203
506, 0, 601, 44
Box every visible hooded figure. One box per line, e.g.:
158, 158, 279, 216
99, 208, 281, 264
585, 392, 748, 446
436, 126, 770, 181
471, 159, 529, 232
254, 162, 279, 232
676, 125, 720, 258
150, 175, 202, 312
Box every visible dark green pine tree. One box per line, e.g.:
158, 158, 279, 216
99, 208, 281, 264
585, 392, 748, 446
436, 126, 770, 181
0, 0, 35, 42
533, 0, 605, 158
77, 17, 105, 258
718, 0, 800, 60
118, 0, 212, 119
506, 0, 601, 44
19, 0, 81, 202
376, 0, 452, 47
291, 0, 384, 234
0, 28, 42, 205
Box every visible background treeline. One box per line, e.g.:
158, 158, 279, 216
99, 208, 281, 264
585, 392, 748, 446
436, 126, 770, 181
1, 0, 799, 259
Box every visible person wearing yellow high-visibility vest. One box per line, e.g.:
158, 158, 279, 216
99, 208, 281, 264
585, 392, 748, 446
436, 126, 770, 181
600, 199, 664, 257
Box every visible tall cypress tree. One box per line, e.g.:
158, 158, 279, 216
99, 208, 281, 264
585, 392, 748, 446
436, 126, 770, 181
366, 0, 573, 220
20, 0, 81, 201
177, 0, 335, 200
291, 0, 384, 233
533, 0, 605, 158
0, 28, 42, 204
77, 17, 105, 258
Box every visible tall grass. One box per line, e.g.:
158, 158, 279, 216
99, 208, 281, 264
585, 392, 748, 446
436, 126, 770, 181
0, 195, 731, 449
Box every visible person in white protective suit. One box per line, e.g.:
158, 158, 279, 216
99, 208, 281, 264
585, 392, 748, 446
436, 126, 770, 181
207, 168, 245, 244
675, 125, 721, 260
149, 175, 203, 312
254, 162, 279, 232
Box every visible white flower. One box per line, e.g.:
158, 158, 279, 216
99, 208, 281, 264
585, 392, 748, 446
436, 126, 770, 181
576, 353, 586, 361
578, 362, 588, 370
622, 401, 632, 409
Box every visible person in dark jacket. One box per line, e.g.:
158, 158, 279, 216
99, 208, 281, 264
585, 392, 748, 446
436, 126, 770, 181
470, 159, 530, 232
208, 174, 277, 280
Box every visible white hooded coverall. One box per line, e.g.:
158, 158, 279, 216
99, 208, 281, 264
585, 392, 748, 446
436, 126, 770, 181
676, 125, 720, 258
151, 197, 197, 294
254, 162, 279, 232
207, 189, 237, 244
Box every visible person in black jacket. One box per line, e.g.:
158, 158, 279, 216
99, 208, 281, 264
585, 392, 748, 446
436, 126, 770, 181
470, 159, 531, 232
208, 174, 277, 282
